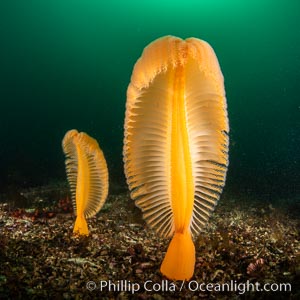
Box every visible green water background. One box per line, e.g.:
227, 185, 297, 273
0, 0, 299, 200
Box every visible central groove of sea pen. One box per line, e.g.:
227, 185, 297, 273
170, 65, 194, 233
76, 143, 89, 215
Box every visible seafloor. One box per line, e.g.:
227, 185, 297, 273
0, 183, 299, 299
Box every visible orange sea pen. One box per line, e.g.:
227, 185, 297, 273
123, 36, 229, 280
62, 129, 109, 236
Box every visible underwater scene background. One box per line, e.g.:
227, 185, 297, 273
0, 0, 299, 299
0, 0, 299, 199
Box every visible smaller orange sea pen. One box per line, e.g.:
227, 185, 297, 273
62, 129, 109, 235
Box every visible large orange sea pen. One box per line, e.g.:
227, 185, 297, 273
123, 36, 229, 280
